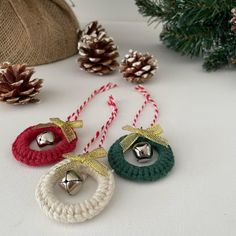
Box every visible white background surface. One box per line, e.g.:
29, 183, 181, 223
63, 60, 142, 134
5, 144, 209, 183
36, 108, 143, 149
71, 0, 144, 22
1, 1, 236, 236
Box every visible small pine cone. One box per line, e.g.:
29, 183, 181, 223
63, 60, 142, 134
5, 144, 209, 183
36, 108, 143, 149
77, 21, 119, 75
230, 8, 236, 32
231, 8, 236, 16
120, 50, 158, 83
0, 62, 43, 105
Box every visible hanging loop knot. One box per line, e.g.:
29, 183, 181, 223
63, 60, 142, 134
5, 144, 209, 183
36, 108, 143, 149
120, 124, 169, 152
63, 147, 108, 176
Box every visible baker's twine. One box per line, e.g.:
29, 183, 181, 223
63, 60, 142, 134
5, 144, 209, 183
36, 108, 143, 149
132, 85, 159, 127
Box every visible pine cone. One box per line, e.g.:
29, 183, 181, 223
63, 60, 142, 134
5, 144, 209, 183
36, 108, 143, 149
0, 62, 43, 105
231, 8, 236, 32
120, 50, 158, 83
81, 21, 106, 39
77, 21, 119, 75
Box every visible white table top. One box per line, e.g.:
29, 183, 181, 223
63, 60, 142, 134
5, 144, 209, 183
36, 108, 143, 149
0, 21, 236, 236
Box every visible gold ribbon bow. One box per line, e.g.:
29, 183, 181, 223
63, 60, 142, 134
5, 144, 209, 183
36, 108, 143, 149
34, 118, 83, 143
63, 147, 109, 176
50, 118, 83, 143
120, 124, 169, 152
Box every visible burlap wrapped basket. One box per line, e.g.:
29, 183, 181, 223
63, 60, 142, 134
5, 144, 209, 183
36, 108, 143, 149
0, 0, 80, 65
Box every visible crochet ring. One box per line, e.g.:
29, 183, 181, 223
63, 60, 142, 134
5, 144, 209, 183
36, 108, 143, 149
35, 159, 115, 223
108, 136, 175, 182
12, 124, 78, 166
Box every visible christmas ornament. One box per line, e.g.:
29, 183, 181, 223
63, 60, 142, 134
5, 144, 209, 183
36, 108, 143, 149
133, 141, 153, 163
0, 0, 79, 65
120, 50, 158, 83
0, 62, 43, 105
35, 95, 118, 223
108, 85, 174, 182
78, 21, 119, 75
59, 170, 83, 195
230, 8, 236, 32
12, 82, 117, 166
135, 0, 236, 71
36, 131, 55, 148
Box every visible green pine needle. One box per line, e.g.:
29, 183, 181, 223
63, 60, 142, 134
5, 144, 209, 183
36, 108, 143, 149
135, 0, 236, 71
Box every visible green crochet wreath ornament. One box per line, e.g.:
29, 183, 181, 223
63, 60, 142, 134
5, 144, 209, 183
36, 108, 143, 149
110, 84, 175, 182
108, 135, 174, 182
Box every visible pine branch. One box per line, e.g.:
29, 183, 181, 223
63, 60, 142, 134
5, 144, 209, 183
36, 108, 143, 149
203, 33, 236, 71
135, 0, 236, 71
160, 27, 212, 57
135, 0, 177, 24
203, 48, 230, 71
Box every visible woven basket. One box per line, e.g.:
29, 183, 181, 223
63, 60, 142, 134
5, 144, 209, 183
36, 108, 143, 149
0, 0, 79, 66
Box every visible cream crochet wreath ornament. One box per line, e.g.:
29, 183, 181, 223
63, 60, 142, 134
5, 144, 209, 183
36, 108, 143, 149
35, 150, 115, 223
35, 93, 119, 223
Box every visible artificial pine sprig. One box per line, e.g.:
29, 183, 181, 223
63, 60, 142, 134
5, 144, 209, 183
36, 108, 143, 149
135, 0, 236, 71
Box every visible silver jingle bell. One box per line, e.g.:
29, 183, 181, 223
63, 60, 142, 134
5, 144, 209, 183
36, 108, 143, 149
59, 170, 83, 196
133, 142, 153, 163
36, 131, 55, 148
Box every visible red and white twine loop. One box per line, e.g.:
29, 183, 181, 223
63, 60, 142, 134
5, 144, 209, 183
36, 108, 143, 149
132, 85, 159, 127
83, 95, 118, 153
67, 82, 117, 122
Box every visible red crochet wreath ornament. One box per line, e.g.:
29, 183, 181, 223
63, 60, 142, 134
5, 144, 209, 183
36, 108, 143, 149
12, 83, 118, 167
12, 118, 83, 166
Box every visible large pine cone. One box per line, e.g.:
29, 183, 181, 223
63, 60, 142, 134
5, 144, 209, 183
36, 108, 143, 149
77, 21, 119, 75
120, 50, 158, 83
0, 62, 43, 105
